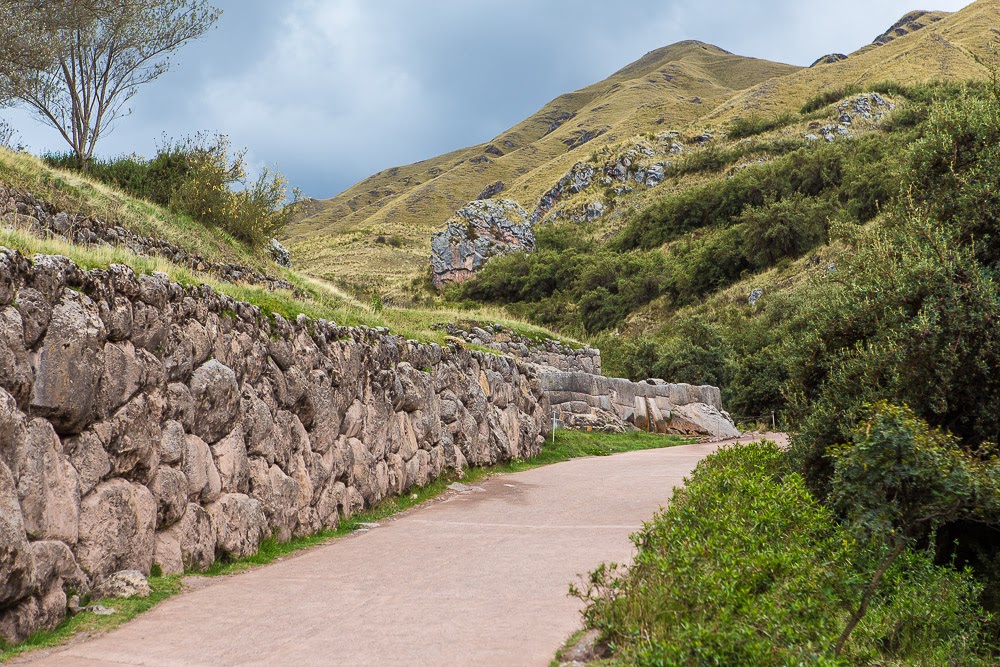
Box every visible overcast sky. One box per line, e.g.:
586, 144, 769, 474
2, 0, 974, 199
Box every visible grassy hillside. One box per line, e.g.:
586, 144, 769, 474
0, 147, 573, 347
283, 1, 998, 300
706, 3, 995, 123
283, 42, 800, 294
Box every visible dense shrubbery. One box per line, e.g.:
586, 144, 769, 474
615, 133, 898, 251
453, 225, 669, 334
459, 135, 896, 334
727, 111, 798, 139
44, 134, 299, 246
575, 440, 993, 665
460, 81, 1000, 658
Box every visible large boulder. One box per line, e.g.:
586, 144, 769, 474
667, 403, 740, 439
430, 199, 534, 288
0, 461, 35, 609
0, 585, 67, 645
106, 392, 164, 484
154, 503, 215, 575
63, 425, 113, 496
30, 291, 106, 434
0, 307, 34, 406
148, 466, 189, 529
189, 360, 240, 444
76, 479, 156, 582
207, 494, 267, 560
211, 428, 250, 494
10, 419, 80, 544
182, 434, 222, 504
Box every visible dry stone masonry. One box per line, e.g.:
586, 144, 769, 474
1, 187, 298, 294
0, 247, 550, 644
543, 373, 739, 438
437, 323, 601, 375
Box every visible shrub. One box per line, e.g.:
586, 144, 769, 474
574, 442, 993, 666
801, 85, 863, 114
44, 133, 299, 247
727, 112, 797, 139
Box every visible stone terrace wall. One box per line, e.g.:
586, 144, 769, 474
0, 248, 549, 644
440, 324, 602, 375
543, 372, 739, 438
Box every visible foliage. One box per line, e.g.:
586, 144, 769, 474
573, 442, 992, 666
828, 403, 999, 655
455, 224, 670, 334
0, 0, 221, 169
615, 134, 897, 251
787, 122, 1000, 490
727, 112, 798, 139
0, 118, 18, 149
44, 134, 299, 246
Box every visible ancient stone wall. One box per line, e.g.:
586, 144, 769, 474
439, 324, 602, 375
1, 186, 297, 293
0, 248, 550, 644
542, 372, 739, 438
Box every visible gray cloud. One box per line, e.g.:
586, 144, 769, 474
4, 0, 973, 198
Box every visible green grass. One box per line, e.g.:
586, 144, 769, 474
0, 429, 694, 661
0, 577, 182, 662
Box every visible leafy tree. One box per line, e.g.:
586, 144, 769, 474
828, 403, 999, 656
0, 0, 221, 170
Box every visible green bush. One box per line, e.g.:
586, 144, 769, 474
44, 134, 298, 247
728, 112, 798, 139
615, 139, 870, 251
574, 442, 992, 666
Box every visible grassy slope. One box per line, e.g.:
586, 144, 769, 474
283, 1, 999, 298
283, 43, 800, 293
0, 148, 574, 347
706, 2, 995, 124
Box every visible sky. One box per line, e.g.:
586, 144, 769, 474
2, 0, 975, 199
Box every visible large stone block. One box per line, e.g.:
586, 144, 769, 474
76, 479, 156, 582
13, 419, 80, 544
0, 461, 34, 609
207, 494, 267, 560
189, 360, 240, 444
30, 291, 106, 434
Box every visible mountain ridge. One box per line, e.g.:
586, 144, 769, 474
284, 1, 996, 297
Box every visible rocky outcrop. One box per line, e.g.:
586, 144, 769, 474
0, 247, 549, 644
268, 239, 291, 268
810, 53, 848, 67
872, 10, 947, 47
430, 199, 535, 288
543, 373, 739, 439
804, 93, 896, 143
533, 162, 597, 223
0, 187, 297, 294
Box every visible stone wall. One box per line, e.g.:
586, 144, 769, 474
438, 324, 602, 375
0, 248, 550, 644
542, 372, 739, 438
1, 186, 297, 294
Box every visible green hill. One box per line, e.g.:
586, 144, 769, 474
283, 1, 997, 298
283, 42, 800, 293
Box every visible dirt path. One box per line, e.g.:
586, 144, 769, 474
22, 434, 784, 667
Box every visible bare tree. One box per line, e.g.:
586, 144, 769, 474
0, 0, 221, 170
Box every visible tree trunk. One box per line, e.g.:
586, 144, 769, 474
834, 535, 907, 657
